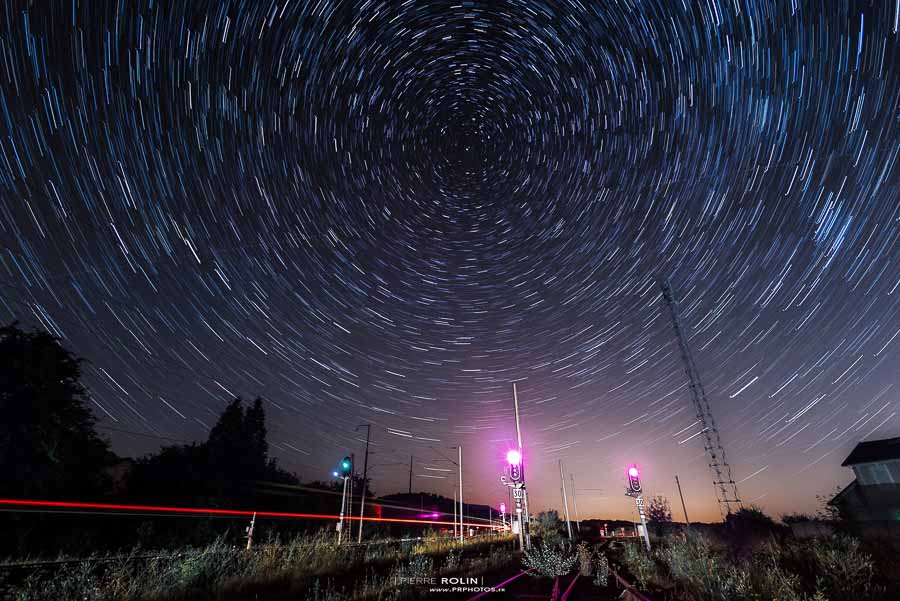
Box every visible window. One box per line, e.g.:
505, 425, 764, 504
888, 460, 900, 483
855, 462, 895, 485
854, 465, 873, 485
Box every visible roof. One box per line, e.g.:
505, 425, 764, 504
828, 480, 857, 504
841, 437, 900, 466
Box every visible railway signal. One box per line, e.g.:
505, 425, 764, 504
626, 464, 642, 495
624, 463, 651, 551
507, 449, 523, 483
336, 456, 353, 543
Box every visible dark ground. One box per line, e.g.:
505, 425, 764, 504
426, 564, 624, 600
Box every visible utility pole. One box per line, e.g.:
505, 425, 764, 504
458, 445, 464, 543
570, 474, 581, 533
453, 487, 457, 538
675, 475, 690, 527
409, 455, 413, 494
559, 460, 573, 539
356, 425, 371, 543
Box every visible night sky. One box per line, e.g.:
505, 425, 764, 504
0, 0, 897, 523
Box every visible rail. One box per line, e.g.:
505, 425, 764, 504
467, 567, 534, 601
609, 565, 652, 601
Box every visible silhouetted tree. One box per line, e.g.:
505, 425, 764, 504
245, 397, 268, 468
724, 505, 783, 559
647, 494, 673, 536
534, 510, 564, 541
125, 443, 211, 504
126, 396, 296, 506
0, 323, 110, 499
725, 505, 778, 533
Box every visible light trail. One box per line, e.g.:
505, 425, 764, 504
0, 499, 500, 529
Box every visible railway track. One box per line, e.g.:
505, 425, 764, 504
467, 560, 649, 600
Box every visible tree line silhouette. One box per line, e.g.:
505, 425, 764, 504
0, 323, 357, 555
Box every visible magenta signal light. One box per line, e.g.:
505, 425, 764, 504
507, 449, 524, 482
626, 464, 642, 494
499, 502, 506, 514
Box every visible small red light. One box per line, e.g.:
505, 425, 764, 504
506, 449, 522, 465
628, 466, 639, 477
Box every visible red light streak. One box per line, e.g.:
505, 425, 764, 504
0, 498, 500, 529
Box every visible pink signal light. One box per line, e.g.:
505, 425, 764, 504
628, 466, 639, 478
506, 449, 522, 465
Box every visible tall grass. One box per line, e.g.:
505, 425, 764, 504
618, 532, 886, 601
5, 530, 515, 601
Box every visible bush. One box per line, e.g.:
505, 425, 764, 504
811, 535, 878, 601
620, 542, 657, 588
625, 532, 885, 601
592, 552, 609, 587
781, 513, 815, 525
442, 549, 461, 572
656, 535, 753, 600
749, 543, 806, 601
522, 539, 576, 578
576, 542, 592, 576
16, 560, 104, 601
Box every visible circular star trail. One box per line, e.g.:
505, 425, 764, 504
0, 0, 897, 520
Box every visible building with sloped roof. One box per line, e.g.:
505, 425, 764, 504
830, 437, 900, 522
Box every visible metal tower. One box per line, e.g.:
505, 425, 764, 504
660, 280, 742, 516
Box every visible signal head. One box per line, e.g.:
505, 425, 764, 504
626, 464, 642, 494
